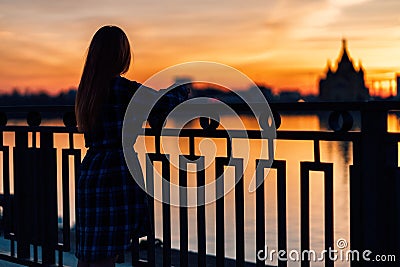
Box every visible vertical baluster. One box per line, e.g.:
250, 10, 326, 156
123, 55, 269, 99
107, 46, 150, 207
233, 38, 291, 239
314, 140, 320, 163
61, 150, 71, 252
255, 160, 265, 267
58, 249, 63, 267
325, 165, 334, 267
276, 161, 287, 267
162, 155, 171, 267
10, 236, 15, 257
31, 131, 40, 260
179, 156, 188, 267
146, 155, 155, 266
300, 163, 310, 267
62, 138, 73, 255
215, 157, 227, 267
300, 162, 334, 267
1, 144, 11, 252
197, 157, 206, 267
74, 148, 81, 257
234, 159, 244, 267
62, 144, 80, 260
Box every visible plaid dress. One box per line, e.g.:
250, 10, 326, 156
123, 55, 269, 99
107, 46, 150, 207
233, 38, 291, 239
76, 76, 188, 262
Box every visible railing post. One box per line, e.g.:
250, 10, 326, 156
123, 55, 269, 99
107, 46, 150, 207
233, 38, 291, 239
352, 104, 399, 266
40, 131, 58, 265
13, 130, 58, 265
13, 131, 30, 260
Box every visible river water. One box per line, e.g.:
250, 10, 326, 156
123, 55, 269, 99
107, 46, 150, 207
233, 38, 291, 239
3, 114, 400, 266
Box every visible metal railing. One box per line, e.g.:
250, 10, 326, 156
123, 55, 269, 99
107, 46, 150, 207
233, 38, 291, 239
0, 102, 398, 266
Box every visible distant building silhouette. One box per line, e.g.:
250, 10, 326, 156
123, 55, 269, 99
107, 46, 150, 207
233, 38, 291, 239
278, 90, 301, 102
319, 39, 369, 101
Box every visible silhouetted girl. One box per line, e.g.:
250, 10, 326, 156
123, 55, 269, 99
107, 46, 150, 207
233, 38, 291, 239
75, 25, 188, 267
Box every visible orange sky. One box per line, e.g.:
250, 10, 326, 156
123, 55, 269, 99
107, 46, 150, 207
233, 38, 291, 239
1, 0, 400, 96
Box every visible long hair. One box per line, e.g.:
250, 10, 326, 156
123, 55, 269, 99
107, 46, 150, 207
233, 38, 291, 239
75, 25, 131, 132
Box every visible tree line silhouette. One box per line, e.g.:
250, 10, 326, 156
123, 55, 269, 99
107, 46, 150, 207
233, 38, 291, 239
0, 85, 275, 106
0, 88, 77, 106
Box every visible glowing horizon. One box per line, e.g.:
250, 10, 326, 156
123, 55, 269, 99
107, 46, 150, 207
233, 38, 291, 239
1, 0, 400, 97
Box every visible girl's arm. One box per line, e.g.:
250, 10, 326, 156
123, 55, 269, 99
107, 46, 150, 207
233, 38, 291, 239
130, 82, 190, 129
148, 84, 190, 129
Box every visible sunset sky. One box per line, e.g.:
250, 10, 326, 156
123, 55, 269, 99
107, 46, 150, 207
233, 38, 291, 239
1, 0, 400, 96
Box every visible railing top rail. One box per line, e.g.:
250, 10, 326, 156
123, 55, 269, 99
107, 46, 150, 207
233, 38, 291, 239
269, 101, 400, 112
0, 105, 74, 113
0, 101, 399, 113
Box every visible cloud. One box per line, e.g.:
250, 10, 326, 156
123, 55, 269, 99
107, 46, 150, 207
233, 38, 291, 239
0, 0, 400, 92
0, 31, 14, 38
329, 0, 371, 8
